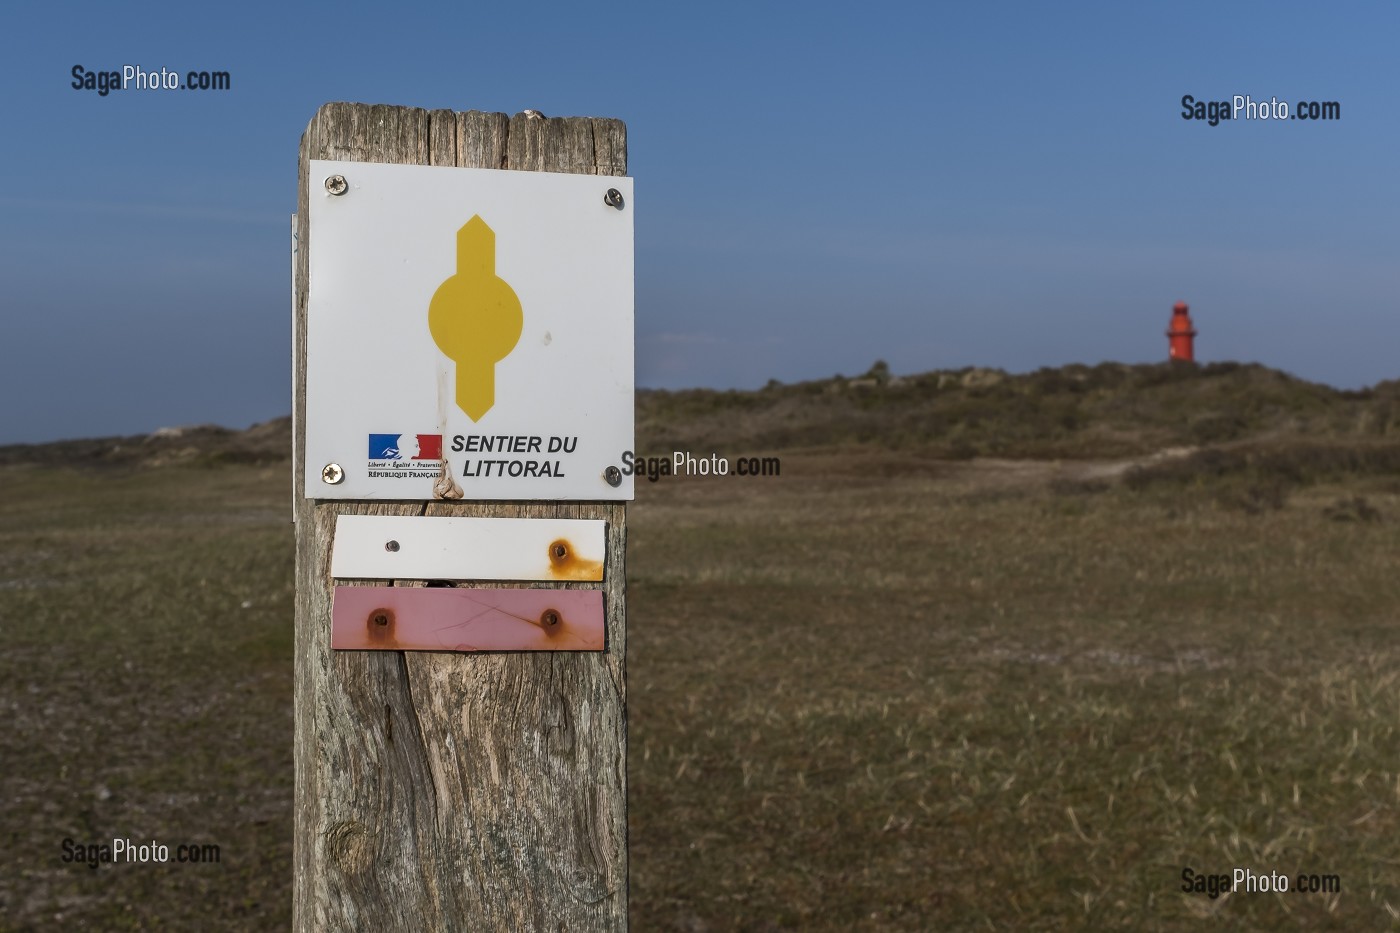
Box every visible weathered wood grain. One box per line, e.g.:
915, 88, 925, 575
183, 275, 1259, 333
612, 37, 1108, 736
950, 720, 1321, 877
295, 103, 628, 932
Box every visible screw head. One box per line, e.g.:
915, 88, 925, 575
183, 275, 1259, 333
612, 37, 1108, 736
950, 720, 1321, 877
603, 188, 624, 209
321, 463, 345, 484
604, 465, 622, 487
325, 175, 348, 196
384, 540, 400, 553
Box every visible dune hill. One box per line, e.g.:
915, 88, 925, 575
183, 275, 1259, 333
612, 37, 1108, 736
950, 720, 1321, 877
4, 361, 1398, 470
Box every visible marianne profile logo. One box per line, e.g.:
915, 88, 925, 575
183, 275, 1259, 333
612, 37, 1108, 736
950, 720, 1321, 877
368, 433, 443, 461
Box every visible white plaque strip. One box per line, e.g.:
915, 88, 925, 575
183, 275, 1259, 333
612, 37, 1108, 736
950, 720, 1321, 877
331, 515, 605, 582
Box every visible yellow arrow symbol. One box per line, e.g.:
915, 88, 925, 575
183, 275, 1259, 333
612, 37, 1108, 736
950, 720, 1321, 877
428, 216, 523, 421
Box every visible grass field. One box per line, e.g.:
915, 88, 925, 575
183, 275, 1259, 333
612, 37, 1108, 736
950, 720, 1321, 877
3, 366, 1399, 929
628, 451, 1400, 929
0, 466, 293, 930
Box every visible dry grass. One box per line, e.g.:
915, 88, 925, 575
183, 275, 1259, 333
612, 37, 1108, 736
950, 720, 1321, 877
0, 465, 293, 931
628, 451, 1400, 930
1, 423, 1398, 928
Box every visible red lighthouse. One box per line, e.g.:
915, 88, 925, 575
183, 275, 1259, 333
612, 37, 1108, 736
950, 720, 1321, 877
1167, 301, 1197, 362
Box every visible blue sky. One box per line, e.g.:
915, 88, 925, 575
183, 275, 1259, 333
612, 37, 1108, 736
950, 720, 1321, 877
1, 2, 1395, 443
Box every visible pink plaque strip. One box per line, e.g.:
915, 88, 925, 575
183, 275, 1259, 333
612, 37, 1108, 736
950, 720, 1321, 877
332, 586, 605, 652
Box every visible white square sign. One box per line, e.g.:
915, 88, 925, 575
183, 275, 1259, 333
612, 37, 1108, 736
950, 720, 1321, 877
304, 159, 634, 500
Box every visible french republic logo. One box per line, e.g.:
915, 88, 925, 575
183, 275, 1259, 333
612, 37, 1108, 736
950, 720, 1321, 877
368, 433, 443, 461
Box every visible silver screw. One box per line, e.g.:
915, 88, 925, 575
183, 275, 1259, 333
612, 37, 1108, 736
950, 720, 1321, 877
321, 463, 344, 484
604, 465, 622, 487
325, 175, 348, 196
385, 540, 400, 553
603, 188, 624, 209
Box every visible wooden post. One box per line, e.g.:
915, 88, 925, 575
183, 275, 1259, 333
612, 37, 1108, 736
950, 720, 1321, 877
293, 103, 628, 931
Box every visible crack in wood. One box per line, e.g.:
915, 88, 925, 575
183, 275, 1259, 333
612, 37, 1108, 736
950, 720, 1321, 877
295, 102, 628, 932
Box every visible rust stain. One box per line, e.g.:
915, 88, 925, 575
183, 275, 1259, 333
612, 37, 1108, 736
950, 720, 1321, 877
547, 538, 603, 581
367, 607, 397, 645
538, 608, 562, 637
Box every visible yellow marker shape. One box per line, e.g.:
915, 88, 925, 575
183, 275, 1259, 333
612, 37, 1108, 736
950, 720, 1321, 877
428, 216, 523, 421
